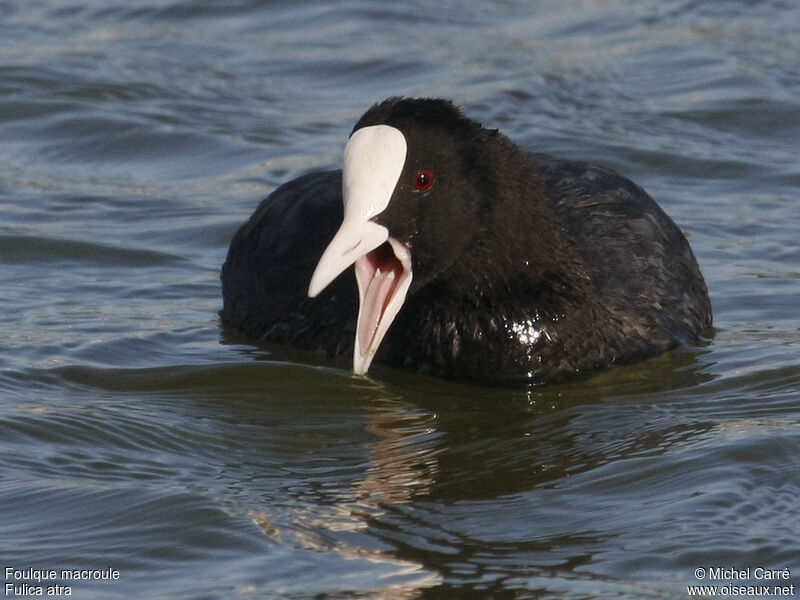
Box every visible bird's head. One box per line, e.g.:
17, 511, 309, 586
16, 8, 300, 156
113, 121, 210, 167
308, 98, 493, 374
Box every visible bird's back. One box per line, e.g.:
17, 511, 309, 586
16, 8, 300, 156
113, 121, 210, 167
221, 170, 358, 358
533, 154, 712, 355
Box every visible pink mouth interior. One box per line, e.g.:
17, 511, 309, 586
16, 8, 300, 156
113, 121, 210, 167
357, 242, 405, 357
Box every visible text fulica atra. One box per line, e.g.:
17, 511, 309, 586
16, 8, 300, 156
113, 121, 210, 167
221, 97, 711, 384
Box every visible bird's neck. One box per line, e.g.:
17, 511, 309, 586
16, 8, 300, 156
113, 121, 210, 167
456, 146, 593, 310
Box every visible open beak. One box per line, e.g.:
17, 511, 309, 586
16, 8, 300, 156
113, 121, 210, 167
308, 218, 412, 375
307, 124, 412, 375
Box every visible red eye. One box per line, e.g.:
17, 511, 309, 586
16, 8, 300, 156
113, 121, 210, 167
413, 168, 434, 192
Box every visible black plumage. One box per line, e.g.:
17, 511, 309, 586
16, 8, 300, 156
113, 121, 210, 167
221, 98, 711, 384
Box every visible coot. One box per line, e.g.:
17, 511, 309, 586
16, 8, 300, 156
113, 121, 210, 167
221, 97, 711, 384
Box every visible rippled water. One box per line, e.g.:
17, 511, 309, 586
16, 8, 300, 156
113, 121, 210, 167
2, 1, 799, 598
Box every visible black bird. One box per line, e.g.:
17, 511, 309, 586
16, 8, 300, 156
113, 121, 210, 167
221, 97, 711, 385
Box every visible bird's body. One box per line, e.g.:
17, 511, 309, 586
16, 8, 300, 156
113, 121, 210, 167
221, 98, 711, 385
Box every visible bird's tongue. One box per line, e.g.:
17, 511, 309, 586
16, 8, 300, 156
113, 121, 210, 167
357, 244, 402, 355
353, 239, 412, 374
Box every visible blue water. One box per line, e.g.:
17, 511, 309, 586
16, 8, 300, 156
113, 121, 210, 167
2, 1, 799, 598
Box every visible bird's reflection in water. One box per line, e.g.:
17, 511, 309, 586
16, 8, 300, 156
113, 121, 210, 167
247, 377, 444, 594
244, 347, 714, 594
